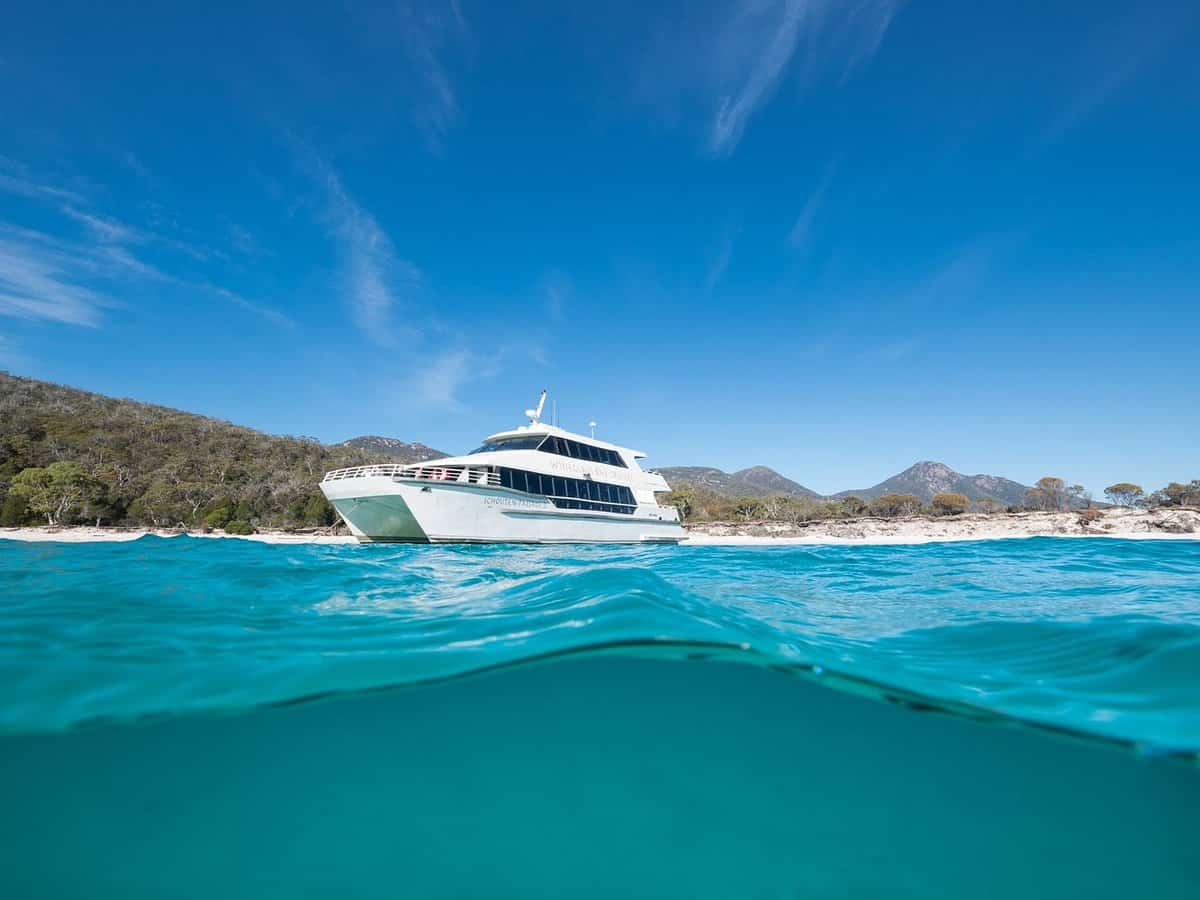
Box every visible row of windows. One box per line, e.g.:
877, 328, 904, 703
497, 467, 636, 515
538, 436, 627, 468
470, 435, 627, 468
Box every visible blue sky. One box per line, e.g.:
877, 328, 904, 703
1, 1, 1197, 495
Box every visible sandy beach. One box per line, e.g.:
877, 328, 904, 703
2, 508, 1196, 546
683, 507, 1200, 545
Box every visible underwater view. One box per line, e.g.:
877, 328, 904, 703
1, 536, 1198, 898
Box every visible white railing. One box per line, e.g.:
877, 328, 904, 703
323, 463, 500, 486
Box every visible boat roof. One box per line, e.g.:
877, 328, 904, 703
482, 422, 646, 459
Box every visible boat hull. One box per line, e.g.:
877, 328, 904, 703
320, 476, 684, 544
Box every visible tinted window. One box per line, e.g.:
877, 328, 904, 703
472, 436, 545, 454
496, 467, 634, 514
533, 437, 626, 467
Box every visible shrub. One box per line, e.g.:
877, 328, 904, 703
1148, 481, 1200, 508
1078, 507, 1103, 525
869, 493, 922, 517
202, 497, 235, 529
931, 492, 969, 516
223, 519, 254, 535
734, 497, 762, 521
1025, 477, 1069, 512
840, 495, 868, 517
0, 490, 33, 526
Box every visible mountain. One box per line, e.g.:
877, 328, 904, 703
834, 461, 1029, 505
658, 460, 1029, 505
656, 466, 821, 499
340, 436, 447, 463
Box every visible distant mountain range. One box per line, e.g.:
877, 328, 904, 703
659, 460, 1031, 505
832, 461, 1030, 505
340, 436, 448, 463
653, 466, 821, 499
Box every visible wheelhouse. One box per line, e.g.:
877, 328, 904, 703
470, 434, 627, 468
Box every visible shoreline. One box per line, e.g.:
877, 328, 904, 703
2, 508, 1197, 546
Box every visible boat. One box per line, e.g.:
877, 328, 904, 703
319, 392, 685, 543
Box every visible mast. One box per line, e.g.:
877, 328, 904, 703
525, 390, 547, 425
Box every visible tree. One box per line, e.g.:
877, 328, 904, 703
1104, 483, 1144, 507
778, 496, 817, 524
931, 492, 969, 516
1149, 480, 1200, 508
1025, 476, 1069, 512
975, 497, 1003, 515
9, 462, 104, 525
666, 488, 693, 522
734, 497, 762, 521
1069, 484, 1091, 509
869, 493, 922, 517
0, 490, 33, 526
128, 482, 190, 528
840, 495, 868, 517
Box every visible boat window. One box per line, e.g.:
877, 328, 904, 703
494, 467, 636, 514
470, 436, 546, 454
534, 436, 627, 467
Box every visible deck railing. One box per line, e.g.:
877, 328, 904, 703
322, 463, 500, 487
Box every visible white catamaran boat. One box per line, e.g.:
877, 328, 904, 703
320, 392, 684, 543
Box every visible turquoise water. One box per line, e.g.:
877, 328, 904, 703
1, 536, 1198, 897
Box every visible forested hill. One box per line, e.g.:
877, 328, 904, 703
0, 372, 401, 531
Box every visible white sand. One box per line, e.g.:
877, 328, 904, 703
1, 508, 1196, 546
683, 508, 1200, 545
0, 527, 355, 545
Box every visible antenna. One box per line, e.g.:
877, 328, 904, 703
524, 390, 547, 425
589, 421, 597, 439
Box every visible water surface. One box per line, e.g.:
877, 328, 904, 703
1, 536, 1198, 897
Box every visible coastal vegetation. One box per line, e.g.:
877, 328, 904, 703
664, 477, 1200, 525
3, 372, 1197, 533
0, 373, 387, 531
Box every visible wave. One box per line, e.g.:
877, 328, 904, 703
1, 535, 1199, 753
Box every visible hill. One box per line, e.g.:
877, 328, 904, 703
834, 461, 1029, 505
340, 436, 447, 462
0, 373, 405, 530
656, 466, 820, 499
659, 460, 1029, 506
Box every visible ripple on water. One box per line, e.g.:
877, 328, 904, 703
0, 535, 1198, 750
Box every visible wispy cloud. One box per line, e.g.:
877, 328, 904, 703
413, 348, 472, 408
640, 1, 903, 156
705, 220, 743, 292
709, 1, 807, 155
540, 269, 572, 321
59, 205, 141, 244
1, 165, 291, 329
0, 229, 109, 326
305, 153, 423, 343
0, 156, 86, 205
207, 286, 296, 328
1042, 6, 1198, 144
352, 0, 470, 150
788, 161, 836, 249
